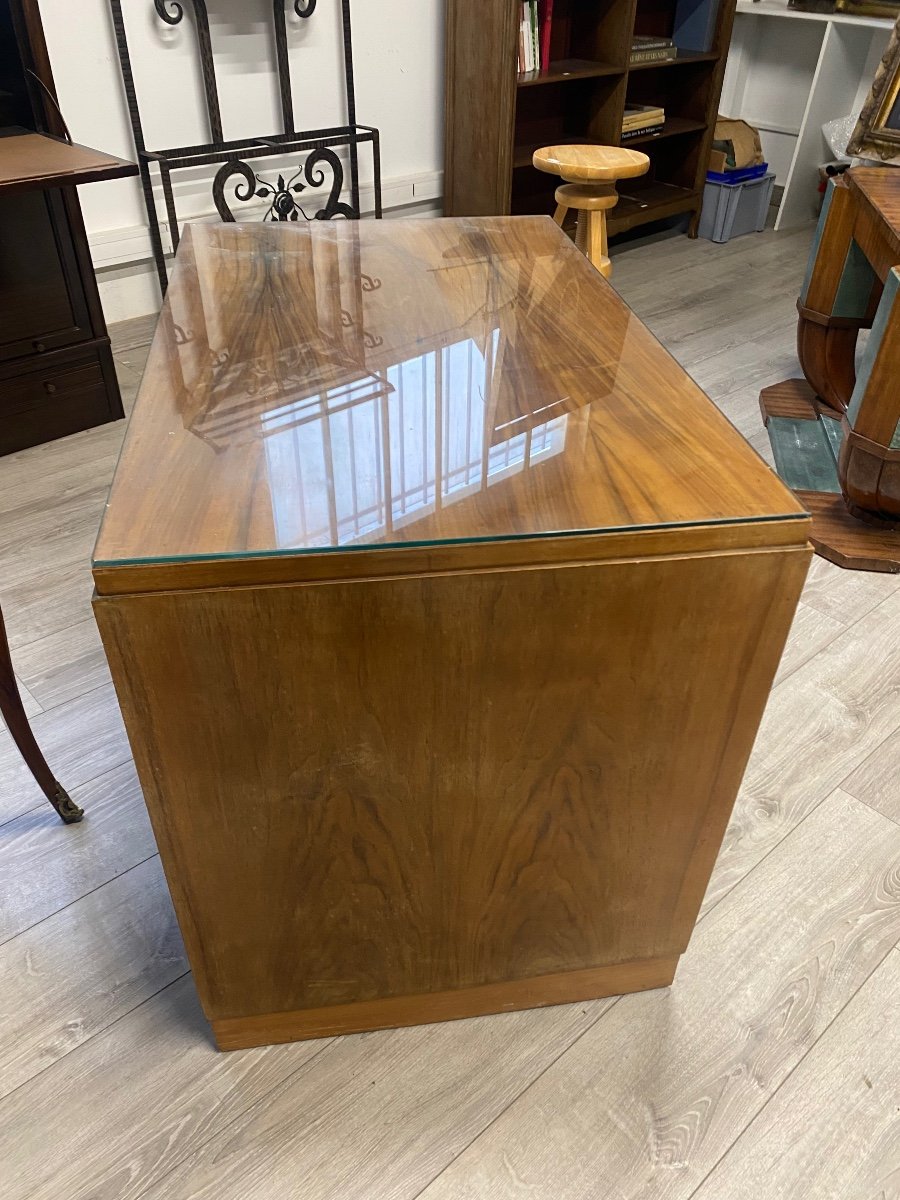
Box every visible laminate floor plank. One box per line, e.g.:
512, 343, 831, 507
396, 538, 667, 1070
415, 789, 900, 1200
11, 616, 112, 710
113, 356, 145, 414
0, 856, 186, 1100
800, 551, 900, 626
2, 675, 41, 722
0, 683, 130, 826
109, 311, 158, 353
703, 588, 900, 914
842, 732, 900, 827
0, 977, 329, 1200
774, 600, 847, 686
0, 420, 122, 515
0, 761, 155, 943
691, 943, 900, 1200
132, 998, 612, 1200
0, 562, 96, 654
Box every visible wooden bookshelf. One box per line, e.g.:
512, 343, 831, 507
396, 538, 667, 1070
444, 0, 738, 237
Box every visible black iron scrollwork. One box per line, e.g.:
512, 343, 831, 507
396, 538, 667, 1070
154, 0, 185, 24
294, 0, 317, 15
212, 148, 357, 223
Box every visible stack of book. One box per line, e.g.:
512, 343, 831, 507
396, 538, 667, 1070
622, 104, 665, 142
630, 35, 678, 66
517, 0, 554, 74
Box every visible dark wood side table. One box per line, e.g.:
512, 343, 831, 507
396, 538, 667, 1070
0, 606, 82, 823
93, 217, 810, 1050
761, 167, 900, 572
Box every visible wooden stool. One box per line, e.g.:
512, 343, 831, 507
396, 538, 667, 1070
533, 145, 650, 277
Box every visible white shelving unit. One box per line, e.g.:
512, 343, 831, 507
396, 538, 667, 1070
721, 0, 892, 229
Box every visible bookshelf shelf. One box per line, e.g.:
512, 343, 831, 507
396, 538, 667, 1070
609, 181, 696, 234
627, 49, 720, 71
517, 58, 623, 87
445, 0, 737, 239
622, 116, 707, 145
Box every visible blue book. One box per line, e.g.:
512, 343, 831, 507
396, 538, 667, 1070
673, 0, 719, 53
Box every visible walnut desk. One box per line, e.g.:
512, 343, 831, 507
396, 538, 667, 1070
93, 219, 810, 1050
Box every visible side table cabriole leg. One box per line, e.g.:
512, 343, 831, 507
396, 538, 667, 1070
0, 607, 83, 824
797, 177, 881, 414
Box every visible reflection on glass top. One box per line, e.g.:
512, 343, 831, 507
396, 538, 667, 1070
94, 218, 803, 567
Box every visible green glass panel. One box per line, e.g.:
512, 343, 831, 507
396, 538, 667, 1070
833, 240, 877, 319
799, 180, 834, 307
768, 416, 841, 493
848, 267, 900, 427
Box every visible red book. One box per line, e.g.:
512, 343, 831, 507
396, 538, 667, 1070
539, 0, 554, 73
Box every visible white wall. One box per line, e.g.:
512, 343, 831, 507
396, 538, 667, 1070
37, 0, 445, 319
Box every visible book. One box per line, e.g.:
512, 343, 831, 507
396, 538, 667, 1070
672, 0, 720, 53
520, 4, 533, 73
630, 47, 678, 64
631, 35, 676, 50
622, 104, 665, 128
539, 0, 554, 73
622, 124, 664, 141
518, 1, 541, 73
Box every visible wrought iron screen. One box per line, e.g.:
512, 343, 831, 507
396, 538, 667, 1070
109, 0, 382, 293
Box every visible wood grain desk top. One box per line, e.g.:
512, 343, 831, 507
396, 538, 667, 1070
0, 131, 137, 193
847, 166, 900, 264
94, 218, 807, 591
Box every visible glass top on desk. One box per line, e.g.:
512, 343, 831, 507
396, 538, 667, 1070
93, 218, 804, 569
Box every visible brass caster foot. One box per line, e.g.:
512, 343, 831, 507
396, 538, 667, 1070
52, 784, 84, 824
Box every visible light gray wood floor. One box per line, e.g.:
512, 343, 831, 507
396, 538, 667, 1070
1, 225, 899, 1200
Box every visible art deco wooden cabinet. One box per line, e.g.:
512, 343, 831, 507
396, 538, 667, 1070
0, 0, 135, 455
93, 217, 810, 1050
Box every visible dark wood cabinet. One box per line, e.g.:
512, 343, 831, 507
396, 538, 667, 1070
0, 0, 137, 456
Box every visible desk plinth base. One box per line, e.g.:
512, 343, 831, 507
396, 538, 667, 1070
761, 379, 900, 574
212, 956, 679, 1050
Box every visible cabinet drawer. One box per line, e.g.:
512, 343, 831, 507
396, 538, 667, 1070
0, 357, 113, 456
0, 191, 91, 363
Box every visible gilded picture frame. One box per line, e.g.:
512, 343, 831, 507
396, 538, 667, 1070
847, 15, 900, 163
836, 2, 900, 18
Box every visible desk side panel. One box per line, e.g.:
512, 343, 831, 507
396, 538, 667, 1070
94, 545, 810, 1041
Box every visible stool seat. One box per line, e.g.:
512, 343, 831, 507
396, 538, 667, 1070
532, 143, 650, 279
533, 144, 650, 184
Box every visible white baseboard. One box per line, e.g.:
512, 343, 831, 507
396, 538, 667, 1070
94, 169, 444, 323
90, 168, 444, 268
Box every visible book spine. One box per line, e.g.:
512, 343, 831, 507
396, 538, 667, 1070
530, 1, 539, 74
631, 37, 675, 50
630, 48, 678, 64
539, 0, 554, 73
622, 124, 664, 140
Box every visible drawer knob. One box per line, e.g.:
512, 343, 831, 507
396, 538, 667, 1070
44, 382, 57, 394
34, 340, 47, 353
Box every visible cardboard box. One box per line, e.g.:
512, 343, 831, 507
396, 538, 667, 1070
711, 117, 764, 170
708, 148, 729, 174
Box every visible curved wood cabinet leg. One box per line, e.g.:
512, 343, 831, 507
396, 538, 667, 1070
0, 608, 83, 824
797, 177, 879, 414
837, 267, 900, 525
796, 316, 858, 414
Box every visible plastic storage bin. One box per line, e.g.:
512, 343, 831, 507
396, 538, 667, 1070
698, 171, 775, 243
